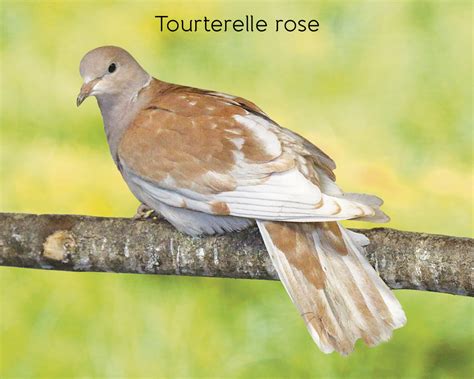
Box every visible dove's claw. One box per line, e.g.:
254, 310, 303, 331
133, 204, 161, 220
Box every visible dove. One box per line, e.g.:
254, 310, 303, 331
77, 46, 406, 355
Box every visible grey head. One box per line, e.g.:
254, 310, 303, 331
77, 46, 150, 107
77, 46, 152, 164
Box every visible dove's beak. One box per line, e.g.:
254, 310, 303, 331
77, 79, 99, 107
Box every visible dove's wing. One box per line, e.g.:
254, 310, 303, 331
117, 83, 386, 223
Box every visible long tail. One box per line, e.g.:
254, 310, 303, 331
257, 220, 406, 355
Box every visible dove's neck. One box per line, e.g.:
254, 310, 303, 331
97, 74, 152, 165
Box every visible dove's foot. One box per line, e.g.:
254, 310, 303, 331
133, 204, 162, 220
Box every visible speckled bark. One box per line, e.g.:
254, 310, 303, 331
0, 213, 472, 296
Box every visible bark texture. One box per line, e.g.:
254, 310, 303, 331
0, 213, 472, 296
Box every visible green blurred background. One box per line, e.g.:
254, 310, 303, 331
1, 1, 473, 378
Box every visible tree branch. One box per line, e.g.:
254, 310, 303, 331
0, 213, 472, 296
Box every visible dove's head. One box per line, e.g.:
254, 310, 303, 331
77, 46, 150, 107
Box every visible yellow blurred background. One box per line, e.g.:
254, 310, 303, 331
1, 1, 472, 378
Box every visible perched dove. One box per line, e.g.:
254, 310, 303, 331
77, 46, 406, 355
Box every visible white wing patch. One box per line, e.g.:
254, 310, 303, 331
215, 168, 375, 220
123, 161, 377, 222
233, 114, 282, 157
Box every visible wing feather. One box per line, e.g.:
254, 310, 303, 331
118, 86, 387, 223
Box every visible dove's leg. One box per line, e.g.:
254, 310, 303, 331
133, 203, 162, 220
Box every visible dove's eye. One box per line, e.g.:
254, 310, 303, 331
108, 63, 116, 73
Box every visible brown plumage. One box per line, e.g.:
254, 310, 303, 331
77, 46, 406, 355
118, 81, 291, 194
